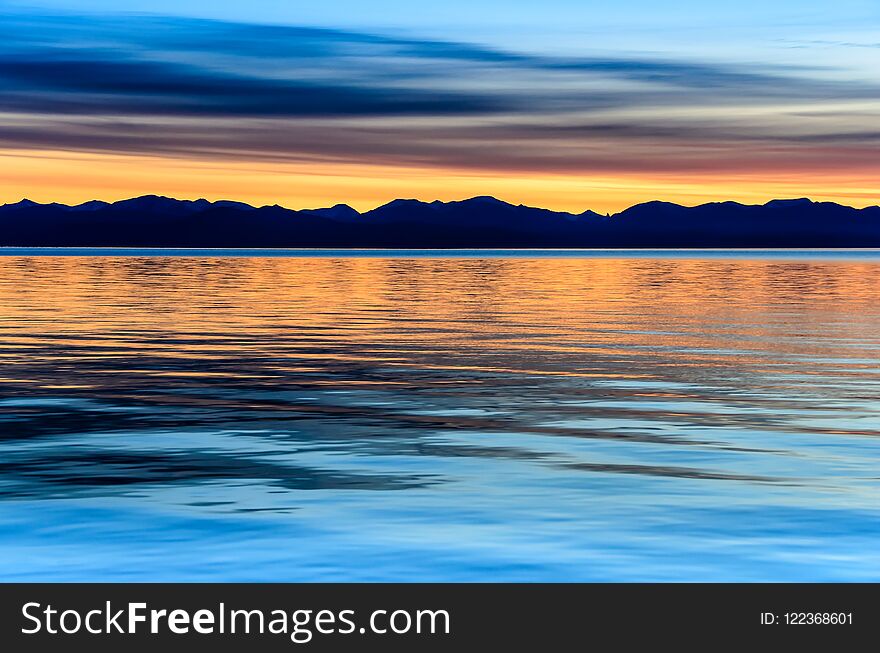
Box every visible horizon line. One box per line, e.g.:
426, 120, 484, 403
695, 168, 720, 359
3, 194, 878, 217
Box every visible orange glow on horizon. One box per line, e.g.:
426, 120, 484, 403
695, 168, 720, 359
1, 149, 877, 214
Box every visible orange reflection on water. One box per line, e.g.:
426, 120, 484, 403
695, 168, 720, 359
0, 254, 878, 398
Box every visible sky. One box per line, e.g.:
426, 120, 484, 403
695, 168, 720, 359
0, 1, 878, 212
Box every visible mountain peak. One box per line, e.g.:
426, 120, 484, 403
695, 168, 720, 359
107, 195, 254, 216
365, 198, 434, 217
461, 195, 509, 205
303, 204, 360, 220
764, 198, 813, 209
211, 200, 256, 211
630, 200, 684, 209
70, 200, 111, 212
381, 198, 429, 208
112, 195, 178, 209
3, 199, 39, 209
615, 200, 686, 218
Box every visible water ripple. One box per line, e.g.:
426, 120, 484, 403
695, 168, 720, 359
0, 253, 879, 580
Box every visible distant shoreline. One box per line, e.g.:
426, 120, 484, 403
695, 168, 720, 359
2, 248, 879, 259
2, 195, 878, 248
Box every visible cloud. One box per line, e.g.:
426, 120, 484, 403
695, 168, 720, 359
0, 56, 504, 117
0, 10, 877, 175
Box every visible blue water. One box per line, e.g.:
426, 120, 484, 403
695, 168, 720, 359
0, 252, 878, 580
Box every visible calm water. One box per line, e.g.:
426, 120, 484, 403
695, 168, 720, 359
0, 251, 879, 581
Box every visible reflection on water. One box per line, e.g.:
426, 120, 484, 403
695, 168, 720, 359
0, 252, 879, 580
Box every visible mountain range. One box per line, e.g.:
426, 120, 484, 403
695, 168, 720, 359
1, 195, 878, 248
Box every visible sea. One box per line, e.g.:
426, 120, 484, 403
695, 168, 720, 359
0, 249, 878, 581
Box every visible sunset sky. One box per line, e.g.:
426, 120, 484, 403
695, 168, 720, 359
1, 1, 878, 213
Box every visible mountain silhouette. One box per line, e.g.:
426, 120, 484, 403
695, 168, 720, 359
1, 195, 878, 247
